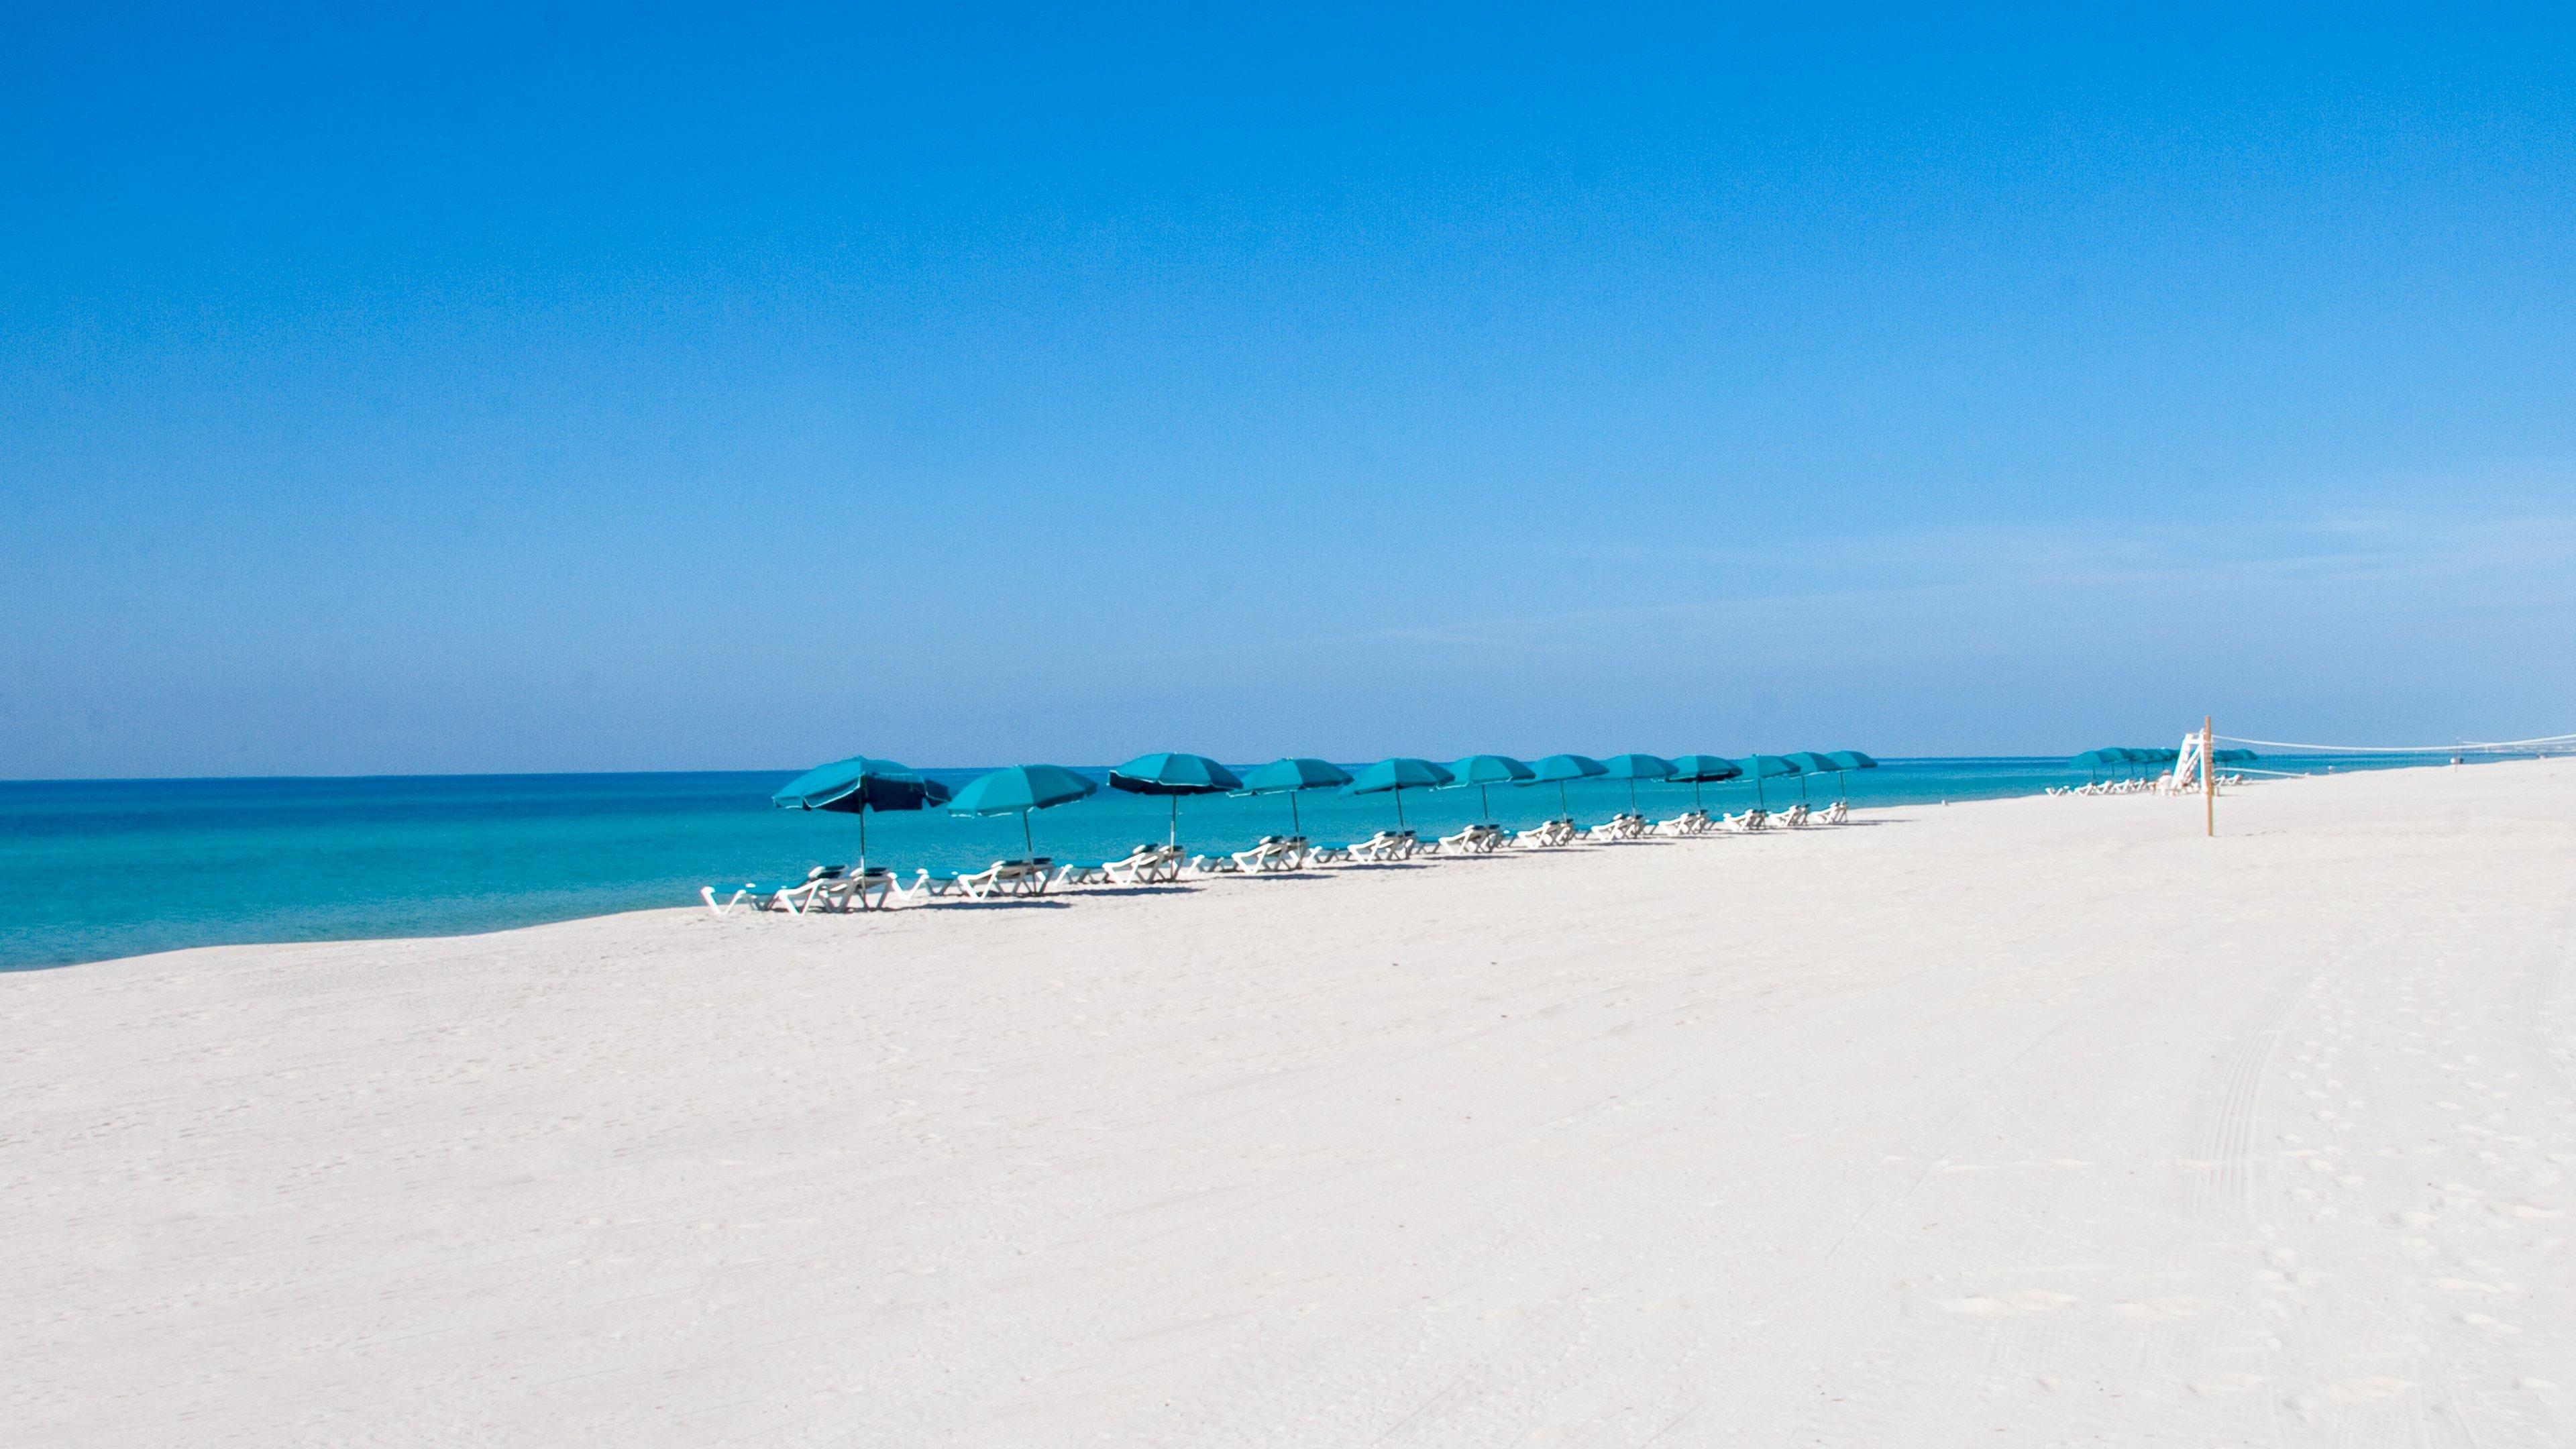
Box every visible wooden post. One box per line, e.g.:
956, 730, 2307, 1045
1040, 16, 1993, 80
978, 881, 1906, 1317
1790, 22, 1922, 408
2203, 715, 2215, 838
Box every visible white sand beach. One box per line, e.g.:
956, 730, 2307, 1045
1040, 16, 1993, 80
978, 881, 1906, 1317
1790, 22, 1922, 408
7, 761, 2571, 1446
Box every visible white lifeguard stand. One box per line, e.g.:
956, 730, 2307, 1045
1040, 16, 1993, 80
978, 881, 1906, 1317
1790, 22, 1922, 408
2167, 729, 2210, 794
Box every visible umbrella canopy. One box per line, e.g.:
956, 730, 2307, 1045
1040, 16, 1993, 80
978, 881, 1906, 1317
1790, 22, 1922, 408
1444, 754, 1534, 822
773, 756, 951, 812
1524, 753, 1608, 818
1108, 753, 1242, 795
1735, 753, 1799, 808
1818, 749, 1878, 802
1346, 757, 1454, 830
1598, 753, 1674, 813
771, 756, 952, 871
1667, 753, 1742, 808
1239, 757, 1354, 793
1236, 757, 1354, 836
1108, 753, 1244, 849
949, 764, 1099, 857
2212, 748, 2259, 765
1780, 751, 1837, 801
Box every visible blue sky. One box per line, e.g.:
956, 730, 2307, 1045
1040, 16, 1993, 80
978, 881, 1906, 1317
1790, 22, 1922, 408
5, 5, 2573, 776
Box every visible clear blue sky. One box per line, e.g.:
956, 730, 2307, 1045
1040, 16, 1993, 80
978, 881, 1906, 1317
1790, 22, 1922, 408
5, 5, 2572, 777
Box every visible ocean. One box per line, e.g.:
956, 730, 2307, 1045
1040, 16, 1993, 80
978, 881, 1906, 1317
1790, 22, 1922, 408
0, 753, 2469, 969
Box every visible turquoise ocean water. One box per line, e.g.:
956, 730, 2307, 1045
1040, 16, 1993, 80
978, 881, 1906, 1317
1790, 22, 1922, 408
0, 753, 2469, 969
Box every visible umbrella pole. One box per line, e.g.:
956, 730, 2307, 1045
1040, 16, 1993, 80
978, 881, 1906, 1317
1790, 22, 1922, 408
1021, 810, 1034, 860
1169, 796, 1179, 850
1558, 781, 1569, 818
1627, 780, 1638, 813
859, 808, 868, 873
1289, 792, 1301, 837
1479, 784, 1491, 821
1393, 789, 1405, 831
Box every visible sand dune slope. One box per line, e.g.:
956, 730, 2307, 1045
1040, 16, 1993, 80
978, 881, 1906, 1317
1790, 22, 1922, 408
5, 761, 2572, 1446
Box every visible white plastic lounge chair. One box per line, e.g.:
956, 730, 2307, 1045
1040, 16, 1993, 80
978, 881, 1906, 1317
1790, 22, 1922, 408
1053, 863, 1108, 887
955, 857, 1053, 900
810, 867, 896, 912
1189, 853, 1242, 875
1230, 836, 1303, 872
888, 869, 960, 904
1103, 844, 1185, 885
1817, 800, 1849, 824
1721, 809, 1768, 833
702, 864, 856, 916
1348, 830, 1415, 862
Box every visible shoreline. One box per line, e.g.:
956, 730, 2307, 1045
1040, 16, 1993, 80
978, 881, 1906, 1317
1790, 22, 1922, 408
6, 759, 2465, 975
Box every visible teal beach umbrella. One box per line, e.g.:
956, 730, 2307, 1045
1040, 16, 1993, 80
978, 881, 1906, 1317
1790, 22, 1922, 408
1668, 754, 1742, 808
771, 756, 953, 872
1599, 753, 1674, 812
1108, 753, 1244, 849
1346, 757, 1454, 830
1781, 751, 1837, 802
1525, 753, 1608, 817
1444, 754, 1534, 821
1823, 749, 1878, 800
1236, 757, 1354, 836
1735, 754, 1798, 808
949, 764, 1099, 858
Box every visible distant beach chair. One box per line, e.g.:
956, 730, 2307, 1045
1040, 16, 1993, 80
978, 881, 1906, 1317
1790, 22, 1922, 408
1189, 853, 1242, 875
1104, 844, 1184, 885
811, 867, 897, 911
1306, 843, 1352, 865
956, 857, 1054, 900
889, 869, 961, 904
1435, 824, 1505, 855
1654, 810, 1708, 837
1232, 836, 1305, 872
1053, 863, 1108, 887
702, 864, 855, 916
1348, 830, 1415, 862
1721, 808, 1769, 833
1515, 818, 1576, 848
1816, 800, 1849, 824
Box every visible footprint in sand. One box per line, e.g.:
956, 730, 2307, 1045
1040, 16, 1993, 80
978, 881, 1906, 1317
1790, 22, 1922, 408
1941, 1290, 2080, 1316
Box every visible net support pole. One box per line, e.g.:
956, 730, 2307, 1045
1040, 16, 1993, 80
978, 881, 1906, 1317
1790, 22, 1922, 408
2204, 715, 2215, 839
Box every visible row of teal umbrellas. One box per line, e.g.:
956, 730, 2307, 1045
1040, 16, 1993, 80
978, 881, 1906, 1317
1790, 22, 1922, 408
773, 749, 1880, 865
2070, 745, 2257, 782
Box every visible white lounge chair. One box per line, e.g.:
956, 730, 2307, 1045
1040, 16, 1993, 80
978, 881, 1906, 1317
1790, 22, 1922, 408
1347, 830, 1414, 862
1654, 810, 1709, 837
701, 864, 857, 916
1232, 836, 1306, 872
1102, 843, 1184, 885
1515, 818, 1576, 848
1721, 809, 1768, 833
955, 857, 1053, 900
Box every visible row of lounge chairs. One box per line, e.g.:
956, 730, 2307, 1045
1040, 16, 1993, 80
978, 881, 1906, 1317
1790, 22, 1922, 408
702, 799, 1854, 916
2047, 774, 2245, 798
